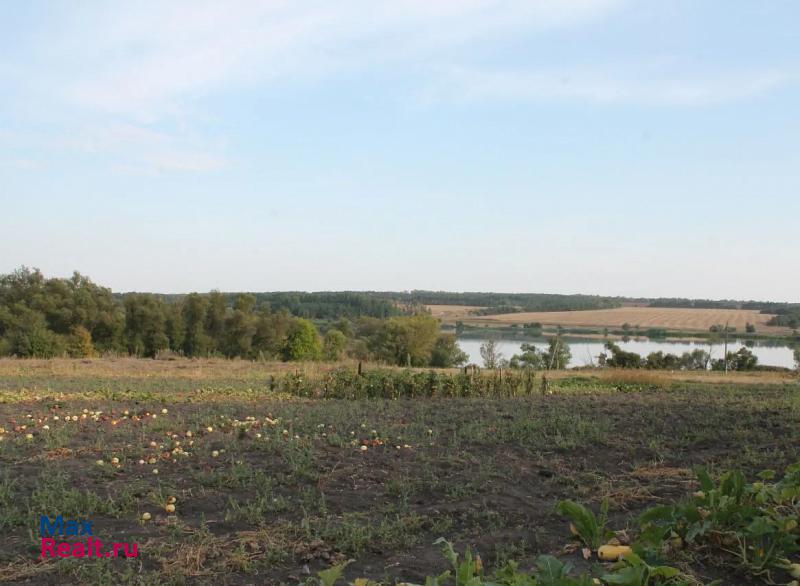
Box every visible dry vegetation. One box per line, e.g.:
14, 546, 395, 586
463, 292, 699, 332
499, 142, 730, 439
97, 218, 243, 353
433, 305, 789, 334
0, 356, 361, 381
425, 304, 486, 319
1, 357, 795, 390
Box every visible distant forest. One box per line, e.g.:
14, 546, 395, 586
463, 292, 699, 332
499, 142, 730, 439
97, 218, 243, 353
116, 291, 407, 320
1, 267, 798, 360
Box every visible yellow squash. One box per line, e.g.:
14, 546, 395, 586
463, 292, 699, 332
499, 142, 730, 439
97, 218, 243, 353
597, 545, 632, 561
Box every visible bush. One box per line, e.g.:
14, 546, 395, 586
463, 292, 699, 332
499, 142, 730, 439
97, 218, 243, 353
645, 351, 681, 370
323, 329, 347, 361
67, 326, 95, 358
711, 347, 758, 371
509, 343, 545, 370
283, 318, 322, 361
601, 342, 643, 368
429, 334, 468, 368
6, 323, 66, 358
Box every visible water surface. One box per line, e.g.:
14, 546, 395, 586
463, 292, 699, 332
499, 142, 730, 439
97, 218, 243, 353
456, 336, 796, 369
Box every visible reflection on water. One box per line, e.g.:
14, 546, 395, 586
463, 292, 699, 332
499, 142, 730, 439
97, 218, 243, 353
456, 336, 796, 369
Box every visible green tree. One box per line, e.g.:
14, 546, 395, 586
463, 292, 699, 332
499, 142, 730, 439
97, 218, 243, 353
233, 293, 256, 314
5, 310, 65, 357
364, 315, 440, 366
223, 307, 257, 358
123, 294, 169, 358
204, 291, 228, 352
182, 294, 210, 357
543, 336, 571, 370
323, 329, 347, 361
216, 293, 259, 358
509, 343, 545, 370
430, 334, 468, 367
392, 314, 440, 366
601, 342, 642, 368
711, 347, 758, 371
282, 318, 322, 361
679, 349, 710, 370
645, 351, 681, 370
164, 303, 185, 353
479, 338, 502, 369
733, 347, 758, 370
252, 309, 293, 359
333, 317, 354, 338
794, 347, 800, 372
0, 267, 123, 354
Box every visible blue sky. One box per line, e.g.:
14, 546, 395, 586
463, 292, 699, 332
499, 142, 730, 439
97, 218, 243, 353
1, 1, 798, 300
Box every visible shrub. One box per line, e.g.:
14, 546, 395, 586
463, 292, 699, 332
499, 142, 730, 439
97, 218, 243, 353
323, 329, 347, 361
283, 318, 322, 361
429, 334, 468, 368
67, 326, 96, 358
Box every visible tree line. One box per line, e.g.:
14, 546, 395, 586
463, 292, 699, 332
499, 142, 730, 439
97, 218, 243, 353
598, 341, 763, 371
124, 291, 406, 320
0, 267, 466, 366
374, 291, 623, 312
480, 339, 779, 372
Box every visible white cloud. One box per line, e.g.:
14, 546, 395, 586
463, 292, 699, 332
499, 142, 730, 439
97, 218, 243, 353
427, 66, 791, 106
42, 0, 626, 119
3, 0, 792, 175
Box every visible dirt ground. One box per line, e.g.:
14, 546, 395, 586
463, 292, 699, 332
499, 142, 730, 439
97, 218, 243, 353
1, 361, 798, 584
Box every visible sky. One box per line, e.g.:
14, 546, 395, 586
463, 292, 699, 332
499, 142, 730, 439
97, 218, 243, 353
1, 1, 798, 301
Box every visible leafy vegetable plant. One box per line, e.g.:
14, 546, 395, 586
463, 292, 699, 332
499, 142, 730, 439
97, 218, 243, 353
556, 499, 614, 550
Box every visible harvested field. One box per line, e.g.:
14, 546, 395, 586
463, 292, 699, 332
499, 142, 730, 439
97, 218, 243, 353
453, 306, 789, 333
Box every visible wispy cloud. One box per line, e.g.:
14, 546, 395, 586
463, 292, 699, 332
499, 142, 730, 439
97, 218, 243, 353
3, 1, 632, 173
2, 0, 793, 176
42, 0, 626, 119
427, 66, 791, 106
14, 0, 788, 119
